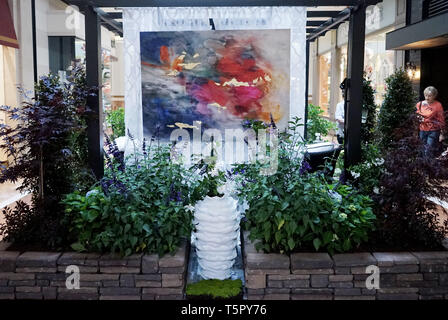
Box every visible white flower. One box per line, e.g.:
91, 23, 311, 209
86, 189, 99, 198
374, 158, 384, 166
328, 190, 342, 203
339, 213, 347, 219
184, 205, 195, 212
350, 171, 360, 179
217, 185, 226, 194
373, 187, 380, 194
215, 161, 225, 170
210, 167, 219, 177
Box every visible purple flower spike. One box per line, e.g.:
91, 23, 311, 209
299, 160, 312, 175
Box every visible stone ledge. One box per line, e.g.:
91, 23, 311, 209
245, 253, 290, 270
16, 252, 61, 268
0, 252, 20, 272
58, 253, 101, 266
242, 232, 448, 300
0, 241, 189, 300
373, 252, 419, 266
291, 253, 333, 269
332, 253, 377, 267
0, 241, 11, 251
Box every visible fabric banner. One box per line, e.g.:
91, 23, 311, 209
0, 0, 19, 49
123, 6, 306, 158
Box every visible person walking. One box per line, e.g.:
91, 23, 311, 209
416, 86, 445, 157
335, 83, 346, 145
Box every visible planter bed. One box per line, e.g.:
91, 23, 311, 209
0, 241, 189, 300
242, 232, 448, 300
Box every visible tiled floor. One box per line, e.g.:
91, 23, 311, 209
0, 181, 30, 240
0, 181, 28, 209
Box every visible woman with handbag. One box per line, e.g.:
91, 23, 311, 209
416, 86, 445, 157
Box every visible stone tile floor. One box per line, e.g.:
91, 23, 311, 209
0, 181, 30, 241
0, 181, 27, 209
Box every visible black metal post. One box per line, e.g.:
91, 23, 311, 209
209, 18, 216, 30
344, 3, 366, 169
85, 5, 104, 179
304, 41, 310, 140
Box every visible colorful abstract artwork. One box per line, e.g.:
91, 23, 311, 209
140, 29, 290, 140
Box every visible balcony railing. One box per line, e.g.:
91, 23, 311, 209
423, 0, 448, 19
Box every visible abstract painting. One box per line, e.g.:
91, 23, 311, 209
140, 29, 290, 140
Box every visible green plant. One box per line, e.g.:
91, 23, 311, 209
106, 107, 125, 140
191, 159, 226, 199
377, 69, 416, 151
306, 104, 336, 143
361, 78, 378, 146
190, 141, 226, 199
237, 172, 375, 254
242, 118, 268, 132
0, 66, 95, 249
186, 279, 242, 299
232, 117, 376, 254
348, 143, 384, 196
63, 141, 199, 256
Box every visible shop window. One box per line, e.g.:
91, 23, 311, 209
318, 51, 332, 117
339, 45, 348, 103
337, 30, 394, 106
364, 31, 395, 105
49, 36, 75, 80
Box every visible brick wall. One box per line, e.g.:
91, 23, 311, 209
0, 241, 188, 300
243, 232, 448, 300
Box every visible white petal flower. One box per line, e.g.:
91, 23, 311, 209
86, 189, 99, 198
373, 187, 380, 194
210, 167, 219, 177
217, 185, 226, 194
215, 161, 225, 170
350, 171, 360, 179
374, 158, 384, 166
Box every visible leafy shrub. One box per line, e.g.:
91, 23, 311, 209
0, 201, 36, 244
377, 69, 416, 151
106, 107, 125, 140
0, 67, 95, 249
186, 279, 242, 299
306, 104, 336, 143
233, 117, 376, 254
361, 78, 378, 146
348, 143, 384, 196
242, 118, 268, 132
63, 140, 198, 256
371, 114, 448, 249
190, 158, 226, 199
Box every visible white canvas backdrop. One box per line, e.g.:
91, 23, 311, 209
122, 6, 306, 160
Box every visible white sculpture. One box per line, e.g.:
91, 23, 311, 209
193, 193, 241, 280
